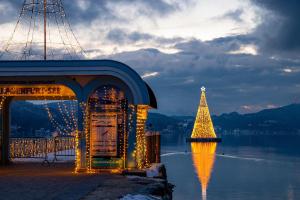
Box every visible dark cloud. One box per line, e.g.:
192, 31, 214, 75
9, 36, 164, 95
106, 28, 183, 45
214, 9, 244, 23
61, 0, 115, 24
0, 0, 190, 25
223, 9, 244, 22
251, 0, 300, 55
102, 37, 300, 115
208, 35, 258, 52
0, 0, 21, 23
0, 0, 113, 24
106, 28, 153, 44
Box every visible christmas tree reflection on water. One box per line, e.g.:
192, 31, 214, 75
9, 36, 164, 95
191, 142, 217, 200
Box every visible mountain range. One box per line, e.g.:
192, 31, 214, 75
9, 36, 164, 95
148, 103, 300, 134
9, 101, 300, 136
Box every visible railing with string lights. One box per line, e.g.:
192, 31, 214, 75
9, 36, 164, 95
53, 135, 75, 162
9, 136, 75, 163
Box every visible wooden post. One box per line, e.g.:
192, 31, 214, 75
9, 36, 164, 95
146, 131, 161, 164
155, 132, 161, 163
1, 98, 12, 165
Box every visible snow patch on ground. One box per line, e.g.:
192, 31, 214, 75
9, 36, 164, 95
146, 163, 164, 178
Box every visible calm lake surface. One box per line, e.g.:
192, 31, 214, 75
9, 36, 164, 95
161, 135, 300, 200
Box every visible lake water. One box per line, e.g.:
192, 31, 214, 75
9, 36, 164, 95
161, 135, 300, 200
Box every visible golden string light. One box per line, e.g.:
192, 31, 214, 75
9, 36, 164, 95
0, 84, 152, 172
57, 101, 73, 132
73, 101, 90, 173
44, 100, 69, 135
57, 92, 78, 133
41, 85, 77, 138
135, 105, 149, 169
74, 127, 81, 173
0, 95, 7, 110
83, 102, 91, 172
127, 105, 136, 168
87, 86, 129, 172
122, 100, 128, 168
75, 101, 91, 173
10, 137, 75, 159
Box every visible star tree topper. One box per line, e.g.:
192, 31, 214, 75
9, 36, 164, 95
201, 86, 206, 92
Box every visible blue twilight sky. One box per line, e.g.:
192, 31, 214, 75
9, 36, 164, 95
0, 0, 300, 116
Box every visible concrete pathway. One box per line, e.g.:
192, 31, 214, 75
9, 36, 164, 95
0, 162, 128, 200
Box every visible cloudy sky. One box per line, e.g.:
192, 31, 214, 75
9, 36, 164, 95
0, 0, 300, 116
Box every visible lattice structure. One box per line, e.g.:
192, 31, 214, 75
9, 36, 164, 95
0, 0, 85, 60
191, 87, 217, 138
191, 142, 217, 200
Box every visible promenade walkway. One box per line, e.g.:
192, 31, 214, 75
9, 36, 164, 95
0, 162, 147, 200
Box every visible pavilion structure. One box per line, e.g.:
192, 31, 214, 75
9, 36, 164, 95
0, 60, 158, 172
187, 87, 221, 142
0, 0, 160, 173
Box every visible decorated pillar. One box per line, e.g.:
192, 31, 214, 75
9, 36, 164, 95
126, 105, 137, 168
135, 105, 149, 169
76, 101, 89, 172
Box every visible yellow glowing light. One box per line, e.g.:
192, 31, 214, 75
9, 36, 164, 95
191, 142, 217, 200
83, 102, 92, 173
10, 137, 75, 160
75, 102, 90, 173
191, 87, 217, 138
110, 169, 122, 174
0, 95, 6, 110
75, 129, 81, 173
6, 84, 154, 173
0, 85, 75, 97
135, 105, 149, 169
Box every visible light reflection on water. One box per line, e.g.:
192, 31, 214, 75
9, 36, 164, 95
161, 136, 300, 200
191, 142, 217, 200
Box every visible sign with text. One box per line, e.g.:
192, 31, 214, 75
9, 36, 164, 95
0, 85, 74, 97
90, 113, 118, 157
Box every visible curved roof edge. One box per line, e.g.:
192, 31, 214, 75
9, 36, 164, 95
145, 82, 158, 109
0, 60, 157, 109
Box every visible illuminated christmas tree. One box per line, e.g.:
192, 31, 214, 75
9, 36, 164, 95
189, 87, 220, 142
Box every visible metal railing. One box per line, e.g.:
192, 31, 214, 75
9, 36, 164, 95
9, 136, 75, 164
53, 135, 75, 162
